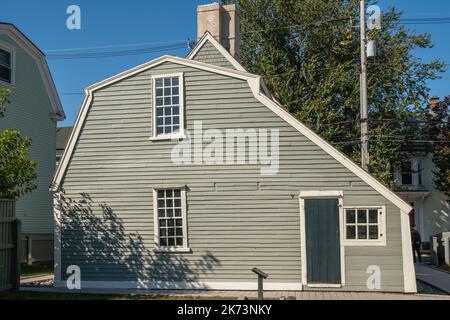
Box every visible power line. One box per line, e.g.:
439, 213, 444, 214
45, 39, 189, 53
46, 43, 188, 59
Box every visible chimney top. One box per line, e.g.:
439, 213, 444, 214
196, 3, 240, 59
428, 97, 440, 110
428, 96, 440, 110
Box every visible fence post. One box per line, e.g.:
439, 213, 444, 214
11, 219, 21, 292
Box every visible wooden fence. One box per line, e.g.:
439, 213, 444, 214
0, 199, 20, 292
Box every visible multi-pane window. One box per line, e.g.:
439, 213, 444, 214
155, 188, 185, 248
153, 75, 182, 136
0, 48, 12, 84
345, 208, 382, 241
401, 161, 413, 185
417, 161, 423, 185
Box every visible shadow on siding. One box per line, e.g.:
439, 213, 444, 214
59, 192, 220, 285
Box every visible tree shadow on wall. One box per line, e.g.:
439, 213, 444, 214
59, 192, 220, 287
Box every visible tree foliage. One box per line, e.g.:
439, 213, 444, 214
0, 89, 37, 199
0, 88, 10, 117
223, 0, 445, 186
424, 98, 450, 197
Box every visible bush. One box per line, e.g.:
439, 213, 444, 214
0, 129, 37, 199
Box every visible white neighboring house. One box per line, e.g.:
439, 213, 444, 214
394, 119, 450, 242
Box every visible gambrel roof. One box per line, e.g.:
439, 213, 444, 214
51, 52, 412, 215
0, 23, 65, 120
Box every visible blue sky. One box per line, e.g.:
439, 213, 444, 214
1, 0, 449, 126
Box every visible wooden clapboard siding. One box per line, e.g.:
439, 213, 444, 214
190, 40, 236, 69
60, 61, 404, 291
0, 33, 56, 235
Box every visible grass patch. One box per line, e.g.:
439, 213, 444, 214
0, 291, 235, 300
21, 262, 53, 277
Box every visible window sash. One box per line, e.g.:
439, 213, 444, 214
0, 65, 11, 83
0, 48, 12, 84
152, 73, 183, 138
0, 49, 11, 68
344, 208, 382, 241
401, 161, 413, 185
153, 187, 188, 250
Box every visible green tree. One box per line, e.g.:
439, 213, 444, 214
424, 97, 450, 197
0, 89, 37, 199
223, 0, 445, 186
0, 88, 10, 117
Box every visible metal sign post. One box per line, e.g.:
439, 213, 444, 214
252, 267, 269, 300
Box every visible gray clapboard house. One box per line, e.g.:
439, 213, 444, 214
52, 3, 416, 292
0, 23, 65, 263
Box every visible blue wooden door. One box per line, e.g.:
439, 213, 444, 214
305, 198, 341, 284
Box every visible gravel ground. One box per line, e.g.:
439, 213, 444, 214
416, 279, 448, 295
21, 278, 54, 288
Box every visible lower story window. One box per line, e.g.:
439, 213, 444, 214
154, 188, 187, 249
345, 208, 383, 241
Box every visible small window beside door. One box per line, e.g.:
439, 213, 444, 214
344, 207, 386, 246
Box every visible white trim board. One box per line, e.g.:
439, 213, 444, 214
0, 23, 65, 120
50, 51, 412, 215
400, 210, 417, 293
54, 280, 303, 291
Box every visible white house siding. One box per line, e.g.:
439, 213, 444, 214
0, 33, 56, 235
422, 154, 450, 239
59, 61, 405, 292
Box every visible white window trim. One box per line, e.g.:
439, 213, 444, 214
396, 158, 424, 187
150, 72, 185, 141
299, 190, 346, 287
0, 41, 16, 88
342, 206, 387, 246
152, 186, 189, 253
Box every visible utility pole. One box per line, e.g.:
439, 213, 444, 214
360, 0, 369, 171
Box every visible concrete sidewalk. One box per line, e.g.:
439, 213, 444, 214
415, 263, 450, 294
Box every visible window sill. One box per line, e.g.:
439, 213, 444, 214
343, 240, 386, 247
307, 283, 342, 288
153, 247, 192, 253
149, 134, 186, 142
0, 79, 15, 89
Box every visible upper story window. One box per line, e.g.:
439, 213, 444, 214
401, 161, 413, 185
417, 161, 423, 185
396, 158, 424, 187
0, 47, 13, 85
152, 73, 184, 139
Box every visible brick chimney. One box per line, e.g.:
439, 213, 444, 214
428, 96, 440, 110
197, 3, 240, 59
